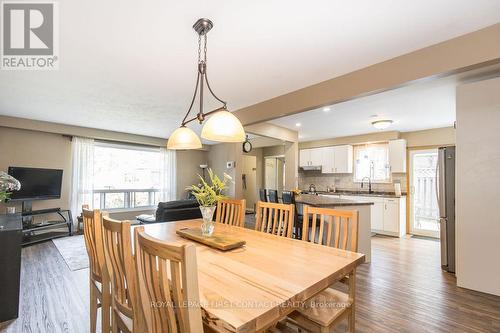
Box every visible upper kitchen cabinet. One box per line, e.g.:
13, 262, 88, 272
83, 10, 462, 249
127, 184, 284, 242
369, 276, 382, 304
333, 145, 353, 173
300, 145, 353, 173
388, 139, 407, 173
299, 148, 324, 167
299, 149, 310, 167
322, 145, 353, 173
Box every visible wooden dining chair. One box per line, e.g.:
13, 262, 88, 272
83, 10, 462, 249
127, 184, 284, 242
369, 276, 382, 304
289, 206, 359, 333
102, 216, 145, 333
82, 206, 111, 333
254, 201, 294, 238
215, 198, 246, 227
134, 226, 204, 333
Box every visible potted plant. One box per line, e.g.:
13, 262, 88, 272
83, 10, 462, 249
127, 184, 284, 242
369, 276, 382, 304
189, 168, 232, 236
0, 171, 21, 202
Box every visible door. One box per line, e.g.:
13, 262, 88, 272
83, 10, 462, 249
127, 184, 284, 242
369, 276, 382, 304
321, 147, 335, 173
383, 201, 399, 233
242, 155, 257, 212
371, 201, 385, 230
409, 149, 440, 238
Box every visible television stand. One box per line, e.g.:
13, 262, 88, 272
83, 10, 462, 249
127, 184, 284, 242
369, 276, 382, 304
21, 202, 73, 246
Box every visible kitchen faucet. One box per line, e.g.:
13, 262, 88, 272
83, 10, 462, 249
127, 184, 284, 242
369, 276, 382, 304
361, 177, 373, 194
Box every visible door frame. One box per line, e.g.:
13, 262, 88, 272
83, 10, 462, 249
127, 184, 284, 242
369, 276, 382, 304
408, 147, 440, 238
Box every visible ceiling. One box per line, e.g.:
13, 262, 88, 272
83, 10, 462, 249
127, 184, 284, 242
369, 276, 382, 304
1, 1, 500, 140
268, 66, 500, 142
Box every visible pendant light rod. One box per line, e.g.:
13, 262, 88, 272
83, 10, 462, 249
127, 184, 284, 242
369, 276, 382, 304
179, 18, 227, 127
167, 18, 245, 150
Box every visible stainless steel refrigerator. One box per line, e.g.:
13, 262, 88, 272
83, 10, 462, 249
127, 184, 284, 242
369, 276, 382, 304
437, 146, 455, 273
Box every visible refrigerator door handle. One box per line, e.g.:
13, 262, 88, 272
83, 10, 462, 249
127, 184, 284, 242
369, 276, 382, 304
440, 217, 448, 268
435, 163, 440, 211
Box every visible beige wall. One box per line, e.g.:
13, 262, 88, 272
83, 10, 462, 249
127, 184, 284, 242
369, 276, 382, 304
299, 127, 455, 149
0, 127, 72, 213
0, 126, 207, 220
299, 131, 400, 149
207, 143, 243, 198
176, 150, 209, 199
456, 76, 500, 296
401, 127, 455, 147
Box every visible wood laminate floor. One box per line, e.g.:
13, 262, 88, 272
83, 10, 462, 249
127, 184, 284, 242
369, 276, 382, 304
1, 234, 499, 333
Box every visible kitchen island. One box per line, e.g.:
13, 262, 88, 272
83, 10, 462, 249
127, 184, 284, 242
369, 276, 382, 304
295, 194, 373, 262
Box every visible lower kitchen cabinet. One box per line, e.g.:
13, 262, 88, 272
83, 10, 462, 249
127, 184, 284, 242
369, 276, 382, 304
340, 195, 406, 237
376, 197, 406, 237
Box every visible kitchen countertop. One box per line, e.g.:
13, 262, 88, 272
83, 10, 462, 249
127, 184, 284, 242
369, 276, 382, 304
302, 190, 406, 198
295, 194, 374, 207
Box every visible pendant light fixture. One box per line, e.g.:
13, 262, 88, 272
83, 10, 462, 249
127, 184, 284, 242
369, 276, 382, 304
167, 18, 245, 150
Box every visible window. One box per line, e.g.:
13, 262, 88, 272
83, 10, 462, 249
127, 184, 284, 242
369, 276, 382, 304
92, 142, 163, 210
353, 143, 390, 183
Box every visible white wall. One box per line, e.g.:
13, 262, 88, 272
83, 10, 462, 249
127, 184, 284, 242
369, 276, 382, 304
456, 76, 500, 296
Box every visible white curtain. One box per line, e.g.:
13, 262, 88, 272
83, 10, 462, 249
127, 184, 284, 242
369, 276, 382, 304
70, 137, 95, 222
159, 148, 176, 202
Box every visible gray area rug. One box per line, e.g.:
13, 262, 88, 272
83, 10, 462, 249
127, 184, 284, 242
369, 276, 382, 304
52, 235, 89, 271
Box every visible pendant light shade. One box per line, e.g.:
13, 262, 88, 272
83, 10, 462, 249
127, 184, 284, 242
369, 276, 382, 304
167, 126, 202, 150
201, 110, 246, 142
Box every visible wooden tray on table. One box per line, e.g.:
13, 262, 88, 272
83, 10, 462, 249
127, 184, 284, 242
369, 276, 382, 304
176, 228, 246, 251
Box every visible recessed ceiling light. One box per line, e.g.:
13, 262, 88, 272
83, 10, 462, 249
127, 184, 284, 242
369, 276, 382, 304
323, 107, 331, 112
372, 120, 393, 130
295, 123, 301, 127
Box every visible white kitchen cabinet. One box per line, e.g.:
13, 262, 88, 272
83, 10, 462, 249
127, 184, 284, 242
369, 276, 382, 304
299, 148, 325, 167
321, 147, 335, 173
388, 139, 407, 173
383, 201, 400, 233
299, 149, 311, 167
339, 194, 406, 237
333, 145, 353, 173
371, 201, 385, 231
310, 148, 324, 166
319, 145, 353, 174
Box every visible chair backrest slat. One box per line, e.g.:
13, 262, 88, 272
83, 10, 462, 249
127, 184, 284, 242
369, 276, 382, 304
134, 227, 203, 333
302, 206, 359, 252
255, 201, 294, 238
215, 198, 246, 227
102, 216, 138, 318
82, 206, 105, 281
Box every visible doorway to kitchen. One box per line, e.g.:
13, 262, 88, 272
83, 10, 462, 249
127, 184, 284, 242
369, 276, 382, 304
409, 149, 440, 238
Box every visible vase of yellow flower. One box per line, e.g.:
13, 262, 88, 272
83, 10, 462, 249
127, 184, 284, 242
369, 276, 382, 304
189, 169, 232, 236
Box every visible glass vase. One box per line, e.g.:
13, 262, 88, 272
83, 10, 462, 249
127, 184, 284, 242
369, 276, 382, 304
200, 205, 216, 236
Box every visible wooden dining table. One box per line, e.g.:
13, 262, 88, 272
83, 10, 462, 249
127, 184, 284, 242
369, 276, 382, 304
136, 219, 365, 333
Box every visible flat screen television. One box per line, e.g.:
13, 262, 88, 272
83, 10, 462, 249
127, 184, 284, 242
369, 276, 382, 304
8, 167, 63, 201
